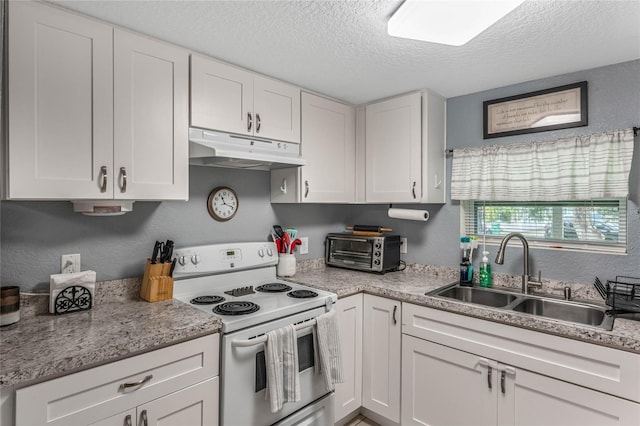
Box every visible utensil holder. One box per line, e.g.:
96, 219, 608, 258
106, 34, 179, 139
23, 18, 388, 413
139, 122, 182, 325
140, 259, 174, 302
277, 254, 296, 277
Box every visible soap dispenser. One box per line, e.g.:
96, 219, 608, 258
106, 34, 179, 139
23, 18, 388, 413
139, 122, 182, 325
479, 251, 492, 288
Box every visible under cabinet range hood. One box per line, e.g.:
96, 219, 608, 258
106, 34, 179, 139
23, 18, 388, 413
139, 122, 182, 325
188, 128, 306, 170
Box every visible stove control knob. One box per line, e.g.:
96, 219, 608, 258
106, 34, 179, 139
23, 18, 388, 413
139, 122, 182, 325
267, 247, 274, 257
258, 249, 265, 258
178, 255, 188, 266
191, 254, 201, 265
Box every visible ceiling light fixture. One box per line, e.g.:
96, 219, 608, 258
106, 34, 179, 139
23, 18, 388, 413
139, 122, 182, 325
388, 0, 526, 46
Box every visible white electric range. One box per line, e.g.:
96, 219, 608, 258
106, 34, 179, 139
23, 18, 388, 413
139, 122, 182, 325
172, 242, 337, 426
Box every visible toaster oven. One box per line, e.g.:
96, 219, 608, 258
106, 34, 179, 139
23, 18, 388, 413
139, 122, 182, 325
325, 233, 401, 273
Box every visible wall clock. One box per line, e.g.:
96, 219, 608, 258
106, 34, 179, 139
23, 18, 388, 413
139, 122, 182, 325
207, 186, 239, 221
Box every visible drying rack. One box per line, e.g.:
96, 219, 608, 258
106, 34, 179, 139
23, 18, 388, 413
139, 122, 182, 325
594, 276, 640, 315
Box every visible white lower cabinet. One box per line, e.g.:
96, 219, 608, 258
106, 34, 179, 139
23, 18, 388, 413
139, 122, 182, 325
402, 336, 640, 426
334, 294, 363, 423
15, 334, 219, 426
402, 303, 640, 426
362, 295, 401, 423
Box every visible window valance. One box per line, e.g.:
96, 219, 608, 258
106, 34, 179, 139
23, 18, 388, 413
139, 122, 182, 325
450, 128, 635, 201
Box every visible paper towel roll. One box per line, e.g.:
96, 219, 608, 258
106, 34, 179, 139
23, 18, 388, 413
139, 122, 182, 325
388, 208, 430, 221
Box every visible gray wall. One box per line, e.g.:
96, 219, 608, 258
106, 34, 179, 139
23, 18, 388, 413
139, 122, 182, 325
348, 60, 640, 283
1, 166, 347, 291
2, 60, 638, 291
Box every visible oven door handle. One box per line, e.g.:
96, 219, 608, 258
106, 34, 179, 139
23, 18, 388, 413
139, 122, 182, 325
232, 319, 317, 347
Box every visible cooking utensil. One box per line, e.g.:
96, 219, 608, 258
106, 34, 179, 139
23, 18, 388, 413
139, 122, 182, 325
346, 225, 392, 233
273, 225, 285, 239
290, 238, 302, 254
286, 228, 297, 239
282, 232, 291, 253
151, 241, 161, 264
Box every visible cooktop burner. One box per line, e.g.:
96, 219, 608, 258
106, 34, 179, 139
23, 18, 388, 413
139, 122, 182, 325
287, 289, 318, 299
256, 283, 293, 293
213, 301, 260, 316
190, 295, 225, 305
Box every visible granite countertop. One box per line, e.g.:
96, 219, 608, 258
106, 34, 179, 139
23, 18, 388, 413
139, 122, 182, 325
2, 262, 638, 390
0, 299, 221, 388
288, 263, 640, 354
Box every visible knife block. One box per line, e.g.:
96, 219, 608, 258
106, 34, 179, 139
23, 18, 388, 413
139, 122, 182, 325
140, 259, 173, 302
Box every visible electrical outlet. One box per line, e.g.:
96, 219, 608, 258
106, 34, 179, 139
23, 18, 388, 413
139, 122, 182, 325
299, 237, 309, 255
61, 253, 81, 274
400, 237, 408, 254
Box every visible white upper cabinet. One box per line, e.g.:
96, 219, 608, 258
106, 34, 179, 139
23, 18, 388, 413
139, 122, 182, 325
271, 93, 355, 203
6, 2, 189, 201
190, 55, 301, 144
113, 29, 189, 200
365, 93, 422, 203
8, 1, 113, 199
364, 91, 446, 204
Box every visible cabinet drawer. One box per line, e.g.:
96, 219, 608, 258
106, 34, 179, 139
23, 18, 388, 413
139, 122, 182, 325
402, 303, 640, 402
16, 334, 219, 426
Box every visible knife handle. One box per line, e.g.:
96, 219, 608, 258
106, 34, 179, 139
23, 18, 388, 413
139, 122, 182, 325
151, 241, 160, 264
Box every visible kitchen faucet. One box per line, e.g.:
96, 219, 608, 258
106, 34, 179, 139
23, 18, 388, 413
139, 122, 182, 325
495, 232, 542, 294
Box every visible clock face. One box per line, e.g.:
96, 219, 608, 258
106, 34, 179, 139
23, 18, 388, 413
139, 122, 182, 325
207, 187, 239, 221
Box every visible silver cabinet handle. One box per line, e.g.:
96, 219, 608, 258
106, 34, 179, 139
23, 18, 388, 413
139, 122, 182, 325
119, 167, 127, 193
140, 410, 148, 426
119, 374, 153, 391
392, 305, 397, 325
124, 414, 132, 426
501, 370, 506, 394
100, 166, 108, 193
256, 113, 261, 133
247, 113, 253, 132
412, 181, 417, 199
280, 178, 287, 194
304, 180, 309, 198
487, 366, 492, 390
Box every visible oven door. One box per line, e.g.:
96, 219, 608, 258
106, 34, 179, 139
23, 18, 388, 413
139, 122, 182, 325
220, 306, 333, 426
327, 236, 373, 270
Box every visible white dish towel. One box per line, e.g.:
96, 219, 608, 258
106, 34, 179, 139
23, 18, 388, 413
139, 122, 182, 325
265, 324, 301, 413
313, 309, 344, 391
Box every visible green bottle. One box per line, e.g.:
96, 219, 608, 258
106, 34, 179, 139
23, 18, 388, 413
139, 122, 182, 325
479, 251, 492, 288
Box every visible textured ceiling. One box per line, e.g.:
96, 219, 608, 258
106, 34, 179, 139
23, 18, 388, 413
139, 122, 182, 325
51, 0, 640, 105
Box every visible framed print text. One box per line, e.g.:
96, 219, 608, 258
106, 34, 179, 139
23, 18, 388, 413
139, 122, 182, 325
483, 81, 588, 139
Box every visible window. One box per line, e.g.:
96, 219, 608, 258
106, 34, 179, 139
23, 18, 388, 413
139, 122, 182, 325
461, 199, 627, 253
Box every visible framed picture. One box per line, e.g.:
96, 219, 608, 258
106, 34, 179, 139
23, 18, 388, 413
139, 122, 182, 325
483, 81, 588, 139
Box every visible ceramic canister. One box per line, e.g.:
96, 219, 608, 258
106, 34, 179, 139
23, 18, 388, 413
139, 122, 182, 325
0, 286, 20, 326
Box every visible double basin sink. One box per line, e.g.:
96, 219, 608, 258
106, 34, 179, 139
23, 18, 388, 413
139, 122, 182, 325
428, 283, 614, 330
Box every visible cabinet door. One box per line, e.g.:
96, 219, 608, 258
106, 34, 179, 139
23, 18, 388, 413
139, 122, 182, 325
113, 29, 189, 200
365, 93, 421, 203
499, 367, 640, 426
253, 76, 301, 143
362, 295, 401, 422
335, 294, 363, 423
300, 93, 355, 203
139, 377, 219, 426
8, 1, 113, 199
190, 55, 253, 137
402, 336, 497, 426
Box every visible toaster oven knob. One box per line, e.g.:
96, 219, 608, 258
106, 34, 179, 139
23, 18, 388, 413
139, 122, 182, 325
375, 251, 381, 257
375, 243, 382, 249
374, 259, 381, 266
191, 254, 201, 265
178, 255, 188, 266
